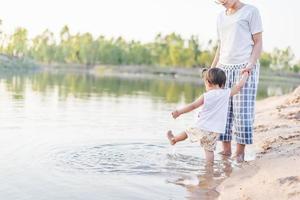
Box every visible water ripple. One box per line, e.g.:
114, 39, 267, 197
52, 143, 208, 175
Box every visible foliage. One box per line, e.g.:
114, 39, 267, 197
0, 23, 298, 72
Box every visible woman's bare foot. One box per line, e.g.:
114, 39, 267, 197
218, 151, 232, 157
233, 153, 245, 163
167, 130, 176, 145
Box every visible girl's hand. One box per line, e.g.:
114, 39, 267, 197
241, 63, 254, 74
171, 110, 180, 119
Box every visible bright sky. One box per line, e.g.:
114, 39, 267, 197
0, 0, 299, 59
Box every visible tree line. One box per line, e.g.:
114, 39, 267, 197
0, 22, 299, 72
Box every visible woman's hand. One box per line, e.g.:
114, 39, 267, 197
171, 110, 180, 119
241, 63, 254, 74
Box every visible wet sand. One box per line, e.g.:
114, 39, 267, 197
217, 86, 300, 200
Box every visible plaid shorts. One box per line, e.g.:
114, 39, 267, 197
218, 63, 260, 144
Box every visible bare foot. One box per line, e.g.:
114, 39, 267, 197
218, 151, 232, 157
232, 154, 244, 163
167, 130, 176, 145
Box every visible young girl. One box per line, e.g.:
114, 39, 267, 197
167, 68, 249, 165
211, 0, 263, 161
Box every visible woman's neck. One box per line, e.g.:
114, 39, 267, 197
226, 1, 244, 15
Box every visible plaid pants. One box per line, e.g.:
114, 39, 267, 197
218, 63, 259, 144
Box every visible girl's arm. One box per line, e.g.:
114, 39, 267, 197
210, 43, 220, 68
230, 72, 249, 96
241, 32, 263, 73
172, 95, 204, 119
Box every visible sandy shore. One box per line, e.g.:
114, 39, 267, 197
217, 86, 300, 200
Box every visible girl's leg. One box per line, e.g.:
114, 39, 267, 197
167, 130, 187, 145
204, 149, 214, 166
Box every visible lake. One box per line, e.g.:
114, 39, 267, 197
0, 71, 299, 200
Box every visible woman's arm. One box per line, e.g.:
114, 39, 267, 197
210, 43, 220, 68
172, 95, 204, 119
241, 32, 263, 73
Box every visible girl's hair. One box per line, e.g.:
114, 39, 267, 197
202, 68, 226, 87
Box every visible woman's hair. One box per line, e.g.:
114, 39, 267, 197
202, 68, 226, 88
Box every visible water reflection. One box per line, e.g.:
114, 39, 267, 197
167, 157, 234, 200
1, 71, 296, 200
1, 71, 299, 103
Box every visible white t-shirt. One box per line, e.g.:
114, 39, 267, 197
196, 88, 231, 133
217, 4, 263, 65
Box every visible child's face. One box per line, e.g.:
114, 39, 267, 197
204, 79, 211, 91
203, 72, 212, 91
204, 78, 223, 90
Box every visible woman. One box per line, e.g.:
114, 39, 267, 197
211, 0, 263, 162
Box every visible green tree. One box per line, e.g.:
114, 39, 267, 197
260, 52, 272, 68
6, 27, 28, 57
30, 29, 56, 64
270, 47, 294, 70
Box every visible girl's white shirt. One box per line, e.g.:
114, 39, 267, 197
196, 88, 231, 133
